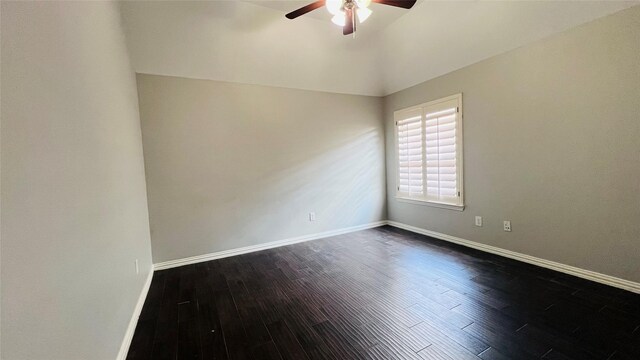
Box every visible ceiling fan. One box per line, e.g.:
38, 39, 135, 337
285, 0, 417, 36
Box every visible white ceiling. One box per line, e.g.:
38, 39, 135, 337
120, 1, 639, 96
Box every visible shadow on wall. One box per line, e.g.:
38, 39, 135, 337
150, 125, 386, 262
253, 127, 386, 233
215, 127, 384, 240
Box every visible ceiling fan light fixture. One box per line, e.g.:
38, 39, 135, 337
331, 11, 347, 26
357, 7, 372, 23
285, 0, 417, 36
326, 0, 342, 15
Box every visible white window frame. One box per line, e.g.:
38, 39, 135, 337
394, 93, 464, 211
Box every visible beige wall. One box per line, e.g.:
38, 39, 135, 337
137, 74, 386, 264
1, 2, 153, 359
384, 7, 640, 283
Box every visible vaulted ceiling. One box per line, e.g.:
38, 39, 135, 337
120, 1, 638, 96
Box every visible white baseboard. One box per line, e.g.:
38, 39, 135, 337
387, 221, 640, 294
116, 267, 154, 360
153, 221, 388, 271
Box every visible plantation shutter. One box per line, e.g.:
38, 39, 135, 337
395, 94, 463, 208
425, 99, 459, 203
396, 108, 424, 197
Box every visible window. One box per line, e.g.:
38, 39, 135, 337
395, 94, 464, 210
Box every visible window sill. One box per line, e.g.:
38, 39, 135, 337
395, 197, 465, 211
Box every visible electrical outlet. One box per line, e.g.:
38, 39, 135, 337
503, 221, 512, 232
135, 259, 139, 275
475, 216, 483, 227
309, 212, 316, 221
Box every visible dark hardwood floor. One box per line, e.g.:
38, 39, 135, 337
127, 226, 640, 360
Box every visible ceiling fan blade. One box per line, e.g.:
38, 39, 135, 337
285, 1, 326, 19
343, 8, 354, 35
371, 0, 417, 9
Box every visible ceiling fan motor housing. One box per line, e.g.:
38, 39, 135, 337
344, 0, 356, 11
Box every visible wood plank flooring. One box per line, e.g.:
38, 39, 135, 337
127, 226, 640, 360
